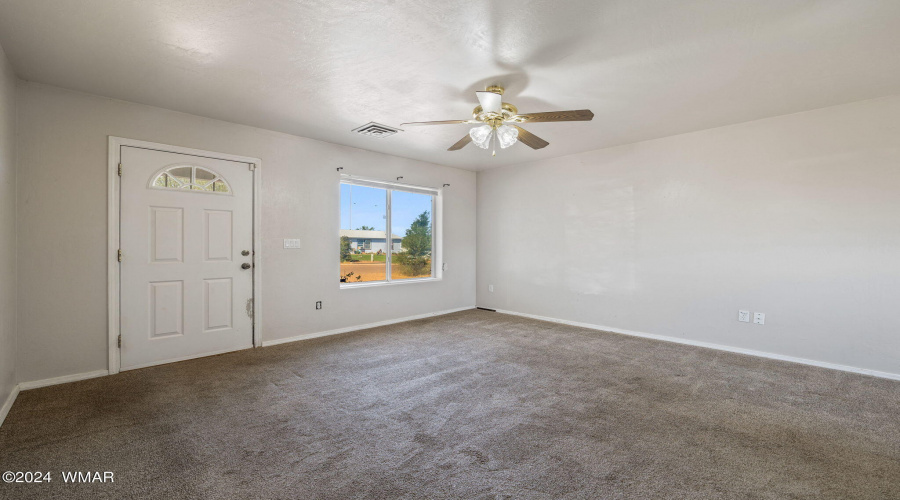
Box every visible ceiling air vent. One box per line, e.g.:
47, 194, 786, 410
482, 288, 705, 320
352, 122, 402, 138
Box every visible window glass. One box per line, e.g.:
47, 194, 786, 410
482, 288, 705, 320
150, 165, 231, 194
340, 181, 437, 285
390, 190, 433, 280
167, 166, 193, 184
339, 184, 387, 283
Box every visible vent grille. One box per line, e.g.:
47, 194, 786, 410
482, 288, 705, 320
352, 122, 402, 138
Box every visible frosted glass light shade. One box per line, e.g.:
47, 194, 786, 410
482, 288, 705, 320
496, 125, 518, 149
469, 124, 492, 149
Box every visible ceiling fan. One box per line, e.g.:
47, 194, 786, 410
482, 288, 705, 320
401, 85, 593, 155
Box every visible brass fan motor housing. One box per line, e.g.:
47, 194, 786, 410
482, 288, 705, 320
472, 102, 519, 125
501, 102, 518, 116
471, 85, 518, 126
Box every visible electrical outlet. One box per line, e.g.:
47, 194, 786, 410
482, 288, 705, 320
753, 312, 765, 325
738, 310, 750, 322
315, 301, 322, 310
488, 285, 494, 292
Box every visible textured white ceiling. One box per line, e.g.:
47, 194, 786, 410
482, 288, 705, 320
1, 0, 900, 170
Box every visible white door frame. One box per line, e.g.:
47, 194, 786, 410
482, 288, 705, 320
107, 137, 263, 375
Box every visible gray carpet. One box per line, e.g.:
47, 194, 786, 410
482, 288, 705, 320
1, 310, 898, 499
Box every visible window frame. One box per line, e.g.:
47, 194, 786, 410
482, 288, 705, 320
340, 178, 440, 288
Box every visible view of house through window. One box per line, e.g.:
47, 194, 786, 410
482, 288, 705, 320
339, 184, 387, 283
340, 181, 434, 284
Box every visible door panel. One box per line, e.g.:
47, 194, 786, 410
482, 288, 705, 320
150, 281, 184, 338
120, 146, 253, 370
204, 210, 233, 261
150, 207, 184, 263
203, 278, 233, 331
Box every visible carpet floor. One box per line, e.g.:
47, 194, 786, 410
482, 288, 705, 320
1, 310, 898, 499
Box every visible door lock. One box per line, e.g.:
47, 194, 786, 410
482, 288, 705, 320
241, 250, 250, 256
241, 263, 252, 270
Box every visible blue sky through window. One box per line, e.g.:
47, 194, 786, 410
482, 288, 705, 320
340, 184, 431, 236
391, 190, 431, 237
340, 184, 385, 231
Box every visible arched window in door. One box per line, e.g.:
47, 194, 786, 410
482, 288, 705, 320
150, 165, 232, 194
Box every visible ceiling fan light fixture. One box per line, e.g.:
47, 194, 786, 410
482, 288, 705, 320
496, 124, 518, 149
469, 124, 492, 149
406, 85, 592, 153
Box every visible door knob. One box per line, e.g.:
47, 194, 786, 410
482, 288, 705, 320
241, 250, 250, 256
241, 263, 252, 270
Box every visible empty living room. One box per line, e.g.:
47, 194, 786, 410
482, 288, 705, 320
0, 1, 898, 498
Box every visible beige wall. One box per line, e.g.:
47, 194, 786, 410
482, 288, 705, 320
477, 94, 900, 378
13, 77, 900, 385
16, 82, 476, 384
0, 43, 16, 411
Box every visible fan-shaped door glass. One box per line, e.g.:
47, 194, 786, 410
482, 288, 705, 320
151, 165, 232, 194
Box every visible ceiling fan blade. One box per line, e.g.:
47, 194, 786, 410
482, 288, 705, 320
400, 119, 477, 126
447, 134, 473, 151
509, 109, 594, 123
512, 125, 549, 149
476, 91, 502, 113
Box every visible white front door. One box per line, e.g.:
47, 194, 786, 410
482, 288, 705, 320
120, 146, 254, 370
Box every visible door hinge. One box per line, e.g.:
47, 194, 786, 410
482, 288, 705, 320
118, 163, 122, 176
248, 163, 256, 171
117, 334, 121, 348
117, 249, 123, 262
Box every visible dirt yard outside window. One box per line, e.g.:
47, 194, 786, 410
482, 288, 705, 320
340, 259, 431, 282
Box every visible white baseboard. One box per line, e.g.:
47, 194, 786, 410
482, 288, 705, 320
12, 308, 475, 392
262, 306, 476, 347
493, 308, 900, 382
18, 369, 110, 391
0, 384, 20, 428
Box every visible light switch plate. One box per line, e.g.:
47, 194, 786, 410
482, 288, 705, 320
283, 239, 301, 249
753, 312, 766, 325
738, 310, 750, 322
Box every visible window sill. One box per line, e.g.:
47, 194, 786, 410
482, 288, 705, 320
340, 277, 441, 289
